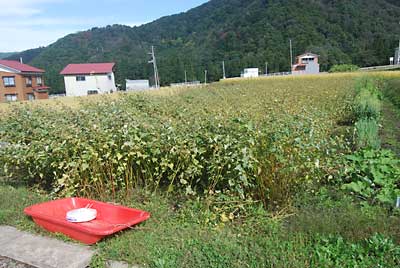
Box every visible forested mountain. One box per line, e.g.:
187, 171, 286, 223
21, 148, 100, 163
8, 0, 400, 93
0, 52, 17, 59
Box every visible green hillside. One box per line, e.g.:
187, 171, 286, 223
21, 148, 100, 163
0, 52, 17, 59
8, 0, 400, 93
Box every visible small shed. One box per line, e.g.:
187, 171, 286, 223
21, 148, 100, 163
241, 68, 259, 78
126, 80, 150, 91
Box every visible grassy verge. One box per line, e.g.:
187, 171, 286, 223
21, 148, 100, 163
1, 182, 400, 268
381, 100, 400, 155
381, 79, 400, 154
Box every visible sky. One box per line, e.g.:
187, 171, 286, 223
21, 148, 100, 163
0, 0, 209, 52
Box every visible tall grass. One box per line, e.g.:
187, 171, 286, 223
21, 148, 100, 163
355, 119, 380, 149
353, 77, 382, 149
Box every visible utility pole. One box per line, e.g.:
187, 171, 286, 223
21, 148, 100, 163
204, 70, 208, 85
184, 70, 188, 84
222, 61, 226, 79
398, 39, 400, 65
265, 62, 268, 75
289, 39, 293, 73
148, 46, 160, 88
398, 21, 400, 65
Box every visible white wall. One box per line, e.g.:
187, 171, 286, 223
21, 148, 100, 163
64, 73, 117, 97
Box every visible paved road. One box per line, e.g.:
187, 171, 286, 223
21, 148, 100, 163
0, 256, 34, 268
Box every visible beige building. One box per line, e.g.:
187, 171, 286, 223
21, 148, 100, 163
0, 60, 49, 102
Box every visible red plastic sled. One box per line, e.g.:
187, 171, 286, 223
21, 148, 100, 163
24, 197, 150, 245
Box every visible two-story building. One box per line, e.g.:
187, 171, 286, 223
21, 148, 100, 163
0, 60, 49, 102
60, 63, 117, 97
292, 53, 320, 75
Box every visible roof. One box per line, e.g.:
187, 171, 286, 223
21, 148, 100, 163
60, 63, 115, 75
297, 52, 319, 58
0, 60, 45, 73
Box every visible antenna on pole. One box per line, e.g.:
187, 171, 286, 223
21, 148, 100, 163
222, 61, 226, 79
148, 46, 160, 88
289, 39, 293, 73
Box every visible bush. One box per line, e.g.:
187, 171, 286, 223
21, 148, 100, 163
329, 64, 360, 73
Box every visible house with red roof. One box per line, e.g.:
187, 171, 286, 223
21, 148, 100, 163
60, 63, 117, 97
291, 53, 320, 75
0, 60, 49, 102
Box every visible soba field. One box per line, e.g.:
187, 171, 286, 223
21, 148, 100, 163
1, 72, 400, 267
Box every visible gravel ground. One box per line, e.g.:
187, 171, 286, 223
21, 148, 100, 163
0, 256, 34, 268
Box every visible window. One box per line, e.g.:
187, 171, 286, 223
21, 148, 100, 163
301, 57, 315, 64
108, 74, 112, 80
3, 77, 15, 87
87, 90, 98, 95
36, 76, 42, 86
26, 77, 32, 87
27, 93, 35, 101
76, 76, 86, 81
5, 94, 17, 102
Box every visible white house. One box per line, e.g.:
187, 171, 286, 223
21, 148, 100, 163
126, 79, 150, 91
241, 68, 259, 78
60, 63, 117, 97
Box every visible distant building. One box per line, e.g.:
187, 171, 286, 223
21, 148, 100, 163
126, 79, 150, 91
241, 68, 259, 78
60, 63, 117, 97
0, 60, 49, 102
395, 48, 400, 65
292, 53, 320, 75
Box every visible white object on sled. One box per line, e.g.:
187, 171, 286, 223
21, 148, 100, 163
66, 207, 97, 223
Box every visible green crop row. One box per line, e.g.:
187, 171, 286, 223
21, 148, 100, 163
0, 77, 353, 208
339, 76, 400, 206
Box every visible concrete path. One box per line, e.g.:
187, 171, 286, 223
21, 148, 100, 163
0, 226, 94, 268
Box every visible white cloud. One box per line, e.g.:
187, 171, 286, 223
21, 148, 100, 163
0, 0, 62, 17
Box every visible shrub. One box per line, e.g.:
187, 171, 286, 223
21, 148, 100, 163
329, 64, 360, 73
